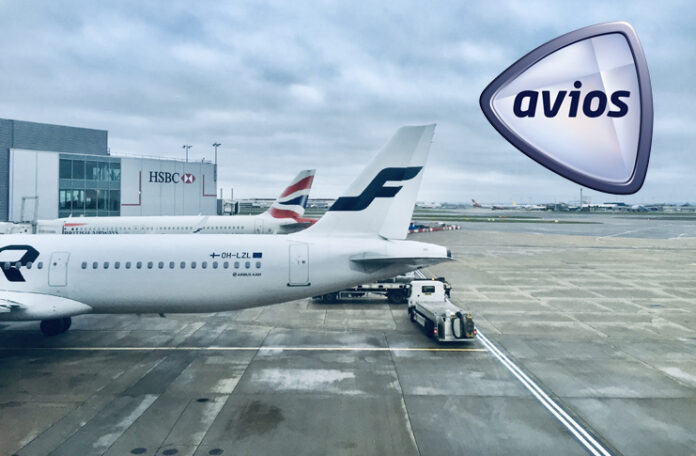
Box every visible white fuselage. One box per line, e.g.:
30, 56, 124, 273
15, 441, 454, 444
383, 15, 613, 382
0, 233, 448, 317
34, 213, 306, 235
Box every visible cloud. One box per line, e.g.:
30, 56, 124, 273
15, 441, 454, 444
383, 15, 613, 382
0, 1, 692, 203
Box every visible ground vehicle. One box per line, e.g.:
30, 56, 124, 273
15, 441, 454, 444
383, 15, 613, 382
315, 276, 411, 303
314, 274, 451, 304
408, 279, 476, 342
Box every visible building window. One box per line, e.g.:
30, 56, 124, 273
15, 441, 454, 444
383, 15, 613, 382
85, 189, 98, 210
59, 159, 72, 179
58, 156, 121, 217
110, 162, 121, 181
72, 161, 85, 179
110, 190, 120, 212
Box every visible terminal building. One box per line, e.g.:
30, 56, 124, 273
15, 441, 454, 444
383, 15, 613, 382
0, 118, 217, 222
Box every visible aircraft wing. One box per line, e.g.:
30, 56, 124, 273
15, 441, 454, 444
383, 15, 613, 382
0, 291, 93, 321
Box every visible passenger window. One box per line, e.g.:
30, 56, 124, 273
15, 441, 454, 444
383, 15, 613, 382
202, 261, 207, 269
103, 262, 109, 269
136, 261, 142, 269
223, 261, 229, 269
212, 261, 218, 269
147, 261, 153, 269
81, 262, 87, 269
256, 262, 261, 269
169, 261, 175, 269
125, 262, 131, 269
245, 261, 250, 269
37, 262, 43, 269
180, 261, 186, 269
26, 261, 33, 269
115, 261, 120, 269
234, 261, 240, 269
158, 261, 164, 269
92, 262, 98, 269
191, 261, 196, 269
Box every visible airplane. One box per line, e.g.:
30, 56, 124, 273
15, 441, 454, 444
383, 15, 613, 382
471, 199, 544, 211
32, 169, 317, 235
0, 124, 450, 336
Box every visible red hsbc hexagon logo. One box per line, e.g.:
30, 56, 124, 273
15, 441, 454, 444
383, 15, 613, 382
182, 173, 196, 184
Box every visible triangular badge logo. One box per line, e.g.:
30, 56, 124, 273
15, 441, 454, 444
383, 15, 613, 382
480, 22, 653, 194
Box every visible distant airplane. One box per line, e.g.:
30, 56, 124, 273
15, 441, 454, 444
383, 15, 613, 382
471, 199, 544, 211
471, 199, 487, 208
34, 170, 317, 235
0, 125, 450, 336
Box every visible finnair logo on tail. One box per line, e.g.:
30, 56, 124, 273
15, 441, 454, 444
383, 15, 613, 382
0, 245, 39, 282
330, 167, 422, 212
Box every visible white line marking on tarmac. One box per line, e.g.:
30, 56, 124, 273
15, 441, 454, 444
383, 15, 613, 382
0, 346, 486, 352
413, 269, 613, 455
476, 330, 613, 456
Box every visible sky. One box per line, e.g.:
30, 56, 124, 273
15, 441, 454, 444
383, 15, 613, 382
0, 1, 693, 204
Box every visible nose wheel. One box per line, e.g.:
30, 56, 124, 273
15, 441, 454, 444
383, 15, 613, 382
40, 317, 72, 336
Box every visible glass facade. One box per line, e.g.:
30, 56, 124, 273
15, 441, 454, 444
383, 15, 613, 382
59, 154, 121, 217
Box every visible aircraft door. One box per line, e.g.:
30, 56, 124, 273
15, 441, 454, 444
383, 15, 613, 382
255, 219, 264, 234
48, 252, 70, 287
288, 244, 309, 286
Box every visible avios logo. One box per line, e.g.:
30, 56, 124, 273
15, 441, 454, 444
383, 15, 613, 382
513, 81, 630, 119
480, 22, 653, 194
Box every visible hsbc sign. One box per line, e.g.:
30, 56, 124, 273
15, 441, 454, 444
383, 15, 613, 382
148, 171, 196, 184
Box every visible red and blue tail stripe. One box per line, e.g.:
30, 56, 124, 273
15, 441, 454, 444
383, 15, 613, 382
268, 169, 315, 220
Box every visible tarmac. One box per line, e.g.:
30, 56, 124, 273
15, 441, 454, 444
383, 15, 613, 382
1, 213, 696, 455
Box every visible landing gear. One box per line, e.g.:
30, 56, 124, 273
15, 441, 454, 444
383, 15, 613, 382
40, 317, 71, 336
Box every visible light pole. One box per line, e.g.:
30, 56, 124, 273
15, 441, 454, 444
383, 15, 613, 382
212, 142, 221, 181
182, 144, 192, 162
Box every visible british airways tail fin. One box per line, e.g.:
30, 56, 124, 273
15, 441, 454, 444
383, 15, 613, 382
266, 169, 316, 220
305, 124, 435, 240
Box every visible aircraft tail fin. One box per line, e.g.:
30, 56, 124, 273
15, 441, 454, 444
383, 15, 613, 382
266, 169, 316, 220
304, 124, 435, 240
